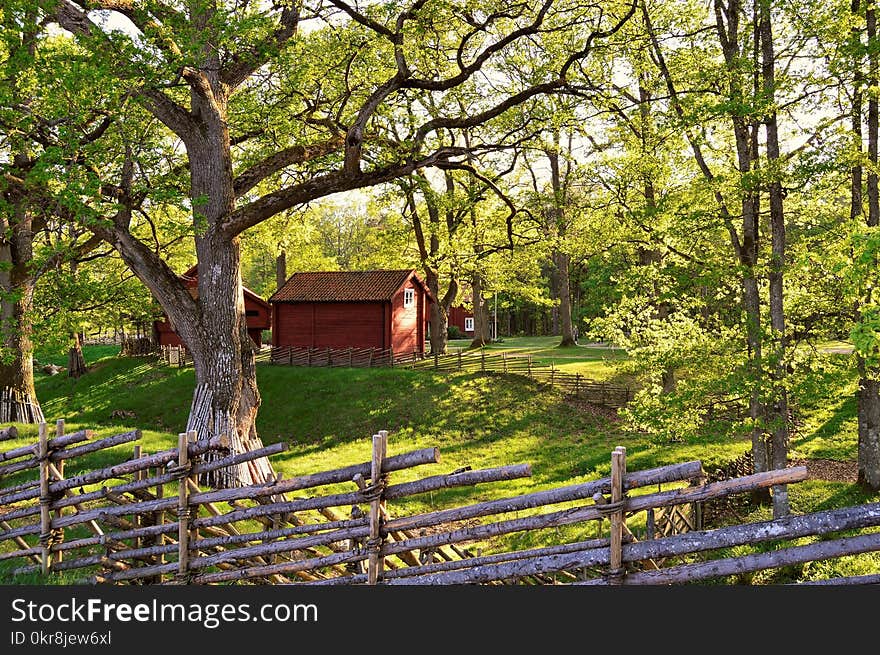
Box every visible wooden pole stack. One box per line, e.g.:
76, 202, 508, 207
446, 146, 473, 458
0, 387, 45, 424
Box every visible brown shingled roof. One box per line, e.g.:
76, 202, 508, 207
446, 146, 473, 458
180, 264, 272, 310
270, 269, 432, 303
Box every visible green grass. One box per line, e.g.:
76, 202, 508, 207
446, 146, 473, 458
1, 339, 877, 584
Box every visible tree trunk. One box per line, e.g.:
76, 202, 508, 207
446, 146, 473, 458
858, 2, 880, 490
275, 250, 287, 292
546, 145, 574, 347
760, 0, 790, 517
0, 275, 40, 422
729, 0, 770, 496
406, 178, 460, 356
426, 269, 457, 355
555, 251, 576, 346
469, 274, 491, 348
0, 173, 42, 423
67, 332, 86, 379
858, 378, 880, 489
114, 76, 275, 487
186, 143, 265, 479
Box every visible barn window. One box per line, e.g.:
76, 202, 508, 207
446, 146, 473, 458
404, 288, 415, 308
464, 317, 474, 332
245, 310, 259, 317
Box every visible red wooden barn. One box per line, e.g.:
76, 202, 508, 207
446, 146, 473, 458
153, 265, 273, 348
269, 269, 433, 354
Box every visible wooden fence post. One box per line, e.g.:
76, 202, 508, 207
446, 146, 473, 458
367, 431, 388, 584
575, 373, 581, 397
693, 500, 703, 531
609, 446, 626, 584
390, 348, 395, 368
155, 464, 165, 583
186, 430, 199, 568
481, 347, 486, 372
177, 431, 190, 578
133, 444, 142, 557
434, 352, 439, 370
349, 347, 353, 367
527, 354, 532, 377
53, 420, 65, 564
38, 422, 51, 575
458, 348, 462, 371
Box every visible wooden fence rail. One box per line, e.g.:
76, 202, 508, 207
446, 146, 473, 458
2, 422, 877, 585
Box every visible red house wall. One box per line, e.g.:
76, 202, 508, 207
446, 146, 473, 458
273, 302, 386, 349
154, 319, 181, 346
448, 305, 474, 335
243, 299, 271, 330
391, 282, 426, 354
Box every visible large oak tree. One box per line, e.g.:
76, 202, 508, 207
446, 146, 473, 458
46, 0, 636, 485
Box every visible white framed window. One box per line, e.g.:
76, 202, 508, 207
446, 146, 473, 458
464, 317, 474, 332
404, 288, 415, 308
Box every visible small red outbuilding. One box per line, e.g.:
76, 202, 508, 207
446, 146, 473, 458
269, 269, 433, 355
448, 305, 475, 337
153, 266, 272, 348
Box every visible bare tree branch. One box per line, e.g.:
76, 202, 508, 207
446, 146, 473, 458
233, 135, 345, 197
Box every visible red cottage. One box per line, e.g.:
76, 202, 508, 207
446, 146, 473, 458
153, 266, 273, 348
269, 269, 433, 355
448, 305, 475, 338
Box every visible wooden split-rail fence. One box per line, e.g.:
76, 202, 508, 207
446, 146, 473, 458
121, 336, 156, 357
264, 346, 404, 368
266, 345, 633, 408
0, 423, 502, 584
2, 423, 879, 585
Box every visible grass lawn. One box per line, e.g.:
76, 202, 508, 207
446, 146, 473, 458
1, 337, 877, 583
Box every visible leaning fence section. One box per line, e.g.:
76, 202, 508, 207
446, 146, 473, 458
3, 425, 879, 585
